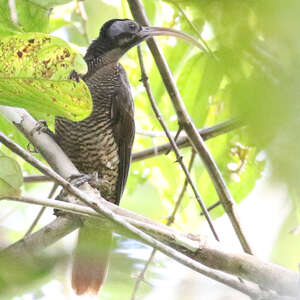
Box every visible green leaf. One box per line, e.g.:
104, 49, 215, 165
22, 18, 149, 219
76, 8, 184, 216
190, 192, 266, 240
30, 0, 73, 9
0, 253, 65, 299
0, 78, 91, 120
48, 17, 71, 33
0, 150, 23, 197
0, 33, 91, 121
0, 0, 22, 37
16, 0, 50, 33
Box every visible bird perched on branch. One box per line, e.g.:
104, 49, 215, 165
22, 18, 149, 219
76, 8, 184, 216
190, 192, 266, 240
54, 18, 207, 295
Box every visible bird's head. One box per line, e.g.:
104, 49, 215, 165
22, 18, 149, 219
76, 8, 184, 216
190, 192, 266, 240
99, 19, 144, 51
85, 19, 208, 65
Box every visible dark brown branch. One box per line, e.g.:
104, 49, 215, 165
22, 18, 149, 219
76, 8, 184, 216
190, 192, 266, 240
128, 0, 252, 255
22, 119, 241, 184
167, 150, 196, 225
132, 119, 241, 162
23, 175, 51, 183
137, 46, 219, 241
200, 201, 222, 216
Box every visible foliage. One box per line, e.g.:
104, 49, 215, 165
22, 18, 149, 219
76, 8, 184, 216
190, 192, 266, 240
0, 0, 298, 299
0, 150, 23, 197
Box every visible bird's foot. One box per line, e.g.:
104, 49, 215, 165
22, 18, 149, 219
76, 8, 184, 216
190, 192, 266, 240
69, 70, 81, 82
54, 172, 102, 216
31, 120, 50, 135
53, 208, 66, 217
68, 172, 102, 190
31, 120, 60, 144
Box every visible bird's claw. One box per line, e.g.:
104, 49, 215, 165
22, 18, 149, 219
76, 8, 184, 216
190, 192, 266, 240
68, 172, 102, 189
30, 120, 49, 136
68, 173, 94, 188
69, 70, 81, 82
53, 208, 66, 217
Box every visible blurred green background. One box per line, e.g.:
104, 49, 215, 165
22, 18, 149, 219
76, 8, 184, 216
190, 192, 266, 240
0, 0, 299, 299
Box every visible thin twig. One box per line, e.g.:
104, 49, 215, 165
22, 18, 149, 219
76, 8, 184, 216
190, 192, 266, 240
133, 119, 242, 161
22, 117, 240, 183
131, 248, 156, 300
24, 183, 59, 237
128, 0, 252, 255
137, 46, 219, 241
136, 128, 178, 137
167, 150, 196, 225
200, 201, 221, 216
23, 175, 51, 183
22, 119, 241, 183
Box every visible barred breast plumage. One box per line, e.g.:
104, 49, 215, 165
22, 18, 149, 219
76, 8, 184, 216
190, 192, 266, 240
55, 63, 134, 203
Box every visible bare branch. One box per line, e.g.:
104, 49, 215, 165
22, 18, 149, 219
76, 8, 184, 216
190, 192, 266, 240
133, 119, 241, 162
128, 0, 252, 255
22, 118, 241, 184
23, 175, 51, 183
174, 3, 214, 58
75, 0, 89, 44
200, 200, 221, 216
167, 150, 196, 225
0, 121, 267, 298
2, 195, 298, 299
137, 45, 219, 241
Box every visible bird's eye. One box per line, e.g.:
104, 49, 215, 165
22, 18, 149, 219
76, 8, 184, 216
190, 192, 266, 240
129, 23, 137, 31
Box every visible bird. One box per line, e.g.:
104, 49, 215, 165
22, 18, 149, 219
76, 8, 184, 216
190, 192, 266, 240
54, 18, 207, 295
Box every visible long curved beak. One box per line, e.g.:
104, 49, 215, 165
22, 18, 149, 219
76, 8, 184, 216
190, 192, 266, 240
137, 26, 210, 55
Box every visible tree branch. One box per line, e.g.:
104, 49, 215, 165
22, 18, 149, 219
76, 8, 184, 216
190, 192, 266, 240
0, 109, 274, 298
2, 195, 298, 299
137, 45, 219, 241
133, 119, 241, 162
128, 0, 252, 255
22, 118, 241, 184
0, 111, 297, 298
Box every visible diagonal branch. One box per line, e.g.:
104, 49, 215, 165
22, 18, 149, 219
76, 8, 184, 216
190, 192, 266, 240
0, 113, 297, 298
133, 119, 241, 162
22, 118, 241, 184
1, 195, 298, 299
0, 108, 272, 298
128, 0, 252, 255
137, 45, 219, 241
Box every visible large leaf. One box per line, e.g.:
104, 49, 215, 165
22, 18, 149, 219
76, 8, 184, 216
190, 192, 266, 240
0, 33, 91, 121
0, 150, 23, 197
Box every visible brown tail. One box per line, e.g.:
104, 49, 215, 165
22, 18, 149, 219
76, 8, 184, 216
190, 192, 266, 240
71, 225, 112, 295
